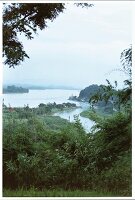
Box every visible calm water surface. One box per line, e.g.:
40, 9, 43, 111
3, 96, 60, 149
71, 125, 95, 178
3, 89, 80, 107
3, 89, 94, 132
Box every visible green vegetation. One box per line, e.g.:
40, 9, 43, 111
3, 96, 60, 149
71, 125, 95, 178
3, 102, 77, 119
69, 84, 116, 115
2, 3, 132, 196
80, 109, 102, 123
3, 46, 132, 196
3, 85, 29, 94
3, 102, 131, 196
3, 188, 118, 197
80, 107, 112, 121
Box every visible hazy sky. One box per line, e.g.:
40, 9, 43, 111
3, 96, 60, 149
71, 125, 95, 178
3, 2, 132, 89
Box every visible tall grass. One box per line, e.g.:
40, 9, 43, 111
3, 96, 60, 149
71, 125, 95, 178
3, 188, 120, 197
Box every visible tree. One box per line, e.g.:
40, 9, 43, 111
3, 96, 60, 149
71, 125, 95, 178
120, 46, 132, 104
89, 46, 132, 114
120, 46, 132, 79
3, 3, 93, 68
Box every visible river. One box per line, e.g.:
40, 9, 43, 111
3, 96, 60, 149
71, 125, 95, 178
3, 89, 94, 132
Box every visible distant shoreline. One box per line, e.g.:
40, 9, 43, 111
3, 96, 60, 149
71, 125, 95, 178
3, 85, 29, 94
3, 88, 80, 94
3, 84, 81, 91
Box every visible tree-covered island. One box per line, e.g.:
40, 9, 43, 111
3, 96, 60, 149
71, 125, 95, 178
3, 85, 29, 94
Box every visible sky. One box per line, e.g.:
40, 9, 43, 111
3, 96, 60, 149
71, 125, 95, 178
3, 1, 132, 89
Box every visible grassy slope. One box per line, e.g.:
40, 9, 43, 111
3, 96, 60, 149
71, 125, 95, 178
3, 188, 120, 197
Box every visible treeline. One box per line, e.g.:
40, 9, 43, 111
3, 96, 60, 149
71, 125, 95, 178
3, 85, 29, 94
3, 102, 77, 119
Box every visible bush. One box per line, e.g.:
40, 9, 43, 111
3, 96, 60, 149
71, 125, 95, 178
3, 110, 131, 196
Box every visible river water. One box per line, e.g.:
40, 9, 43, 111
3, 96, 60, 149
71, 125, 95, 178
3, 89, 94, 132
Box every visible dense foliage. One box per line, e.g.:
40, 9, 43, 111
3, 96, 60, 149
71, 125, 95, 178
3, 3, 65, 67
3, 103, 131, 196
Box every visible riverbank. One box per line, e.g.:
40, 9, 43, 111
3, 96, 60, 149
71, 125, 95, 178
3, 102, 78, 116
3, 100, 95, 132
80, 107, 112, 123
